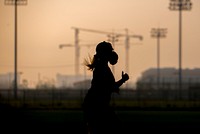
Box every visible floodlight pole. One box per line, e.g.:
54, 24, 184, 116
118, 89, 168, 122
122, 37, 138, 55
14, 0, 17, 98
5, 0, 27, 99
151, 28, 167, 90
169, 0, 192, 99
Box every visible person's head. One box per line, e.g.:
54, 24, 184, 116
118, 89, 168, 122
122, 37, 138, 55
84, 41, 118, 70
96, 41, 113, 59
96, 41, 119, 65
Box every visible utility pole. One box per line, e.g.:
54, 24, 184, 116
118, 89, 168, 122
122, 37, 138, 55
169, 0, 192, 99
125, 29, 130, 76
151, 28, 167, 90
74, 28, 80, 76
5, 0, 28, 99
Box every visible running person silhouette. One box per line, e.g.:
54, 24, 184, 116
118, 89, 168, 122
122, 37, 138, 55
83, 41, 129, 134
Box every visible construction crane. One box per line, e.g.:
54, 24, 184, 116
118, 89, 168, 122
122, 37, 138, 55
59, 43, 94, 77
71, 27, 143, 77
124, 28, 143, 77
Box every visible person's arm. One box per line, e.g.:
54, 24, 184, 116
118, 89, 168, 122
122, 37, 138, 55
114, 71, 129, 93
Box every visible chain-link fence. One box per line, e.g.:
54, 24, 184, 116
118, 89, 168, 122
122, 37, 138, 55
0, 88, 200, 109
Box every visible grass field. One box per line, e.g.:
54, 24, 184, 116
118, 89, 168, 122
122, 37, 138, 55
1, 108, 200, 134
1, 89, 200, 133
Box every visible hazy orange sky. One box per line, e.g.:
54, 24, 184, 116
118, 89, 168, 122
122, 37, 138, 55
0, 0, 200, 87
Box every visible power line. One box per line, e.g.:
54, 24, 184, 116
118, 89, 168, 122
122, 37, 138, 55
0, 64, 76, 69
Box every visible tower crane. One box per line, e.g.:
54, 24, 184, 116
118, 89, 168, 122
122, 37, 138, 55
59, 43, 94, 77
71, 27, 143, 77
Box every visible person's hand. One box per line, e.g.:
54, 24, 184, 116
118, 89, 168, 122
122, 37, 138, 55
122, 71, 129, 82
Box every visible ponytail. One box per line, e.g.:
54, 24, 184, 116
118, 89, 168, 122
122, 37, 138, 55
84, 54, 97, 71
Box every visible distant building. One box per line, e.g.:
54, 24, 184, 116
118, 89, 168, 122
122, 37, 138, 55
136, 68, 200, 90
0, 73, 14, 89
0, 72, 23, 89
74, 79, 91, 89
0, 72, 16, 89
56, 73, 92, 89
